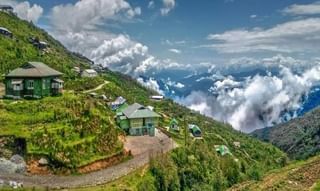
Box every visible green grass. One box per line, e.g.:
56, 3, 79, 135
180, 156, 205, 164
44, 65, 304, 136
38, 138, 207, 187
0, 92, 122, 169
229, 156, 320, 191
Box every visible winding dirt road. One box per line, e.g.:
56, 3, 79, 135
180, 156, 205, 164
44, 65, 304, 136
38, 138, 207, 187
0, 130, 177, 189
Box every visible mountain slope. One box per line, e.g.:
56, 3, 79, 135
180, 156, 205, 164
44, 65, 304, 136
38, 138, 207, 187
229, 156, 320, 191
0, 11, 288, 190
252, 107, 320, 160
0, 12, 90, 80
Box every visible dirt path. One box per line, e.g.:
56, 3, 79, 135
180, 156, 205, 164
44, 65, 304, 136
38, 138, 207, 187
83, 81, 109, 94
0, 130, 177, 189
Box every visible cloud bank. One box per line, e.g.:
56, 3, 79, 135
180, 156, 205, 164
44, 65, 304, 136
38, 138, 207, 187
203, 18, 320, 53
179, 65, 320, 132
283, 1, 320, 15
49, 0, 181, 76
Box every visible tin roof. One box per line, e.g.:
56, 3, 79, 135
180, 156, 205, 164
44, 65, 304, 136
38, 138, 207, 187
0, 5, 13, 9
83, 69, 97, 74
0, 27, 11, 34
122, 103, 161, 119
6, 62, 62, 78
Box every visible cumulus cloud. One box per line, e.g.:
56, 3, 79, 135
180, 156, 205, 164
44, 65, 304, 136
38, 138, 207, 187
179, 65, 320, 132
2, 0, 43, 23
160, 0, 175, 16
137, 77, 164, 95
49, 0, 182, 76
283, 1, 320, 15
50, 0, 141, 31
203, 18, 320, 53
168, 48, 181, 54
166, 79, 185, 88
53, 30, 178, 75
148, 1, 155, 9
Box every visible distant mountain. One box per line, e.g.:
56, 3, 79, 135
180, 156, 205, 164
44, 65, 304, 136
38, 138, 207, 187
251, 107, 320, 159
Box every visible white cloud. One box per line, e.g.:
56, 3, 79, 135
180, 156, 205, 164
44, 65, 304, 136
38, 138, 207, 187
53, 30, 183, 76
179, 65, 320, 132
2, 0, 43, 23
166, 79, 185, 88
250, 14, 257, 19
148, 1, 155, 9
283, 1, 320, 15
162, 39, 186, 46
203, 18, 320, 53
50, 0, 141, 31
137, 77, 164, 95
168, 48, 181, 54
160, 0, 175, 16
214, 76, 240, 90
127, 7, 141, 18
49, 0, 182, 76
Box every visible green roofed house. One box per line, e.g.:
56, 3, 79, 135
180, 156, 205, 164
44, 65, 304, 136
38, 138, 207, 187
169, 118, 179, 131
5, 62, 64, 99
215, 145, 232, 156
116, 103, 161, 136
188, 124, 202, 137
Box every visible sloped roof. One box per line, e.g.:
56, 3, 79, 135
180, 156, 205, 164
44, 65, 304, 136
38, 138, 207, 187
83, 69, 97, 74
122, 103, 161, 119
170, 118, 179, 125
6, 62, 62, 78
215, 145, 232, 156
0, 27, 11, 33
0, 5, 13, 9
113, 96, 126, 105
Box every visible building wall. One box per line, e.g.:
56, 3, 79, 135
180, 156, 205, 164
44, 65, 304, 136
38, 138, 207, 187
130, 118, 144, 128
5, 76, 64, 99
5, 79, 22, 98
128, 117, 157, 136
41, 77, 52, 97
23, 78, 42, 98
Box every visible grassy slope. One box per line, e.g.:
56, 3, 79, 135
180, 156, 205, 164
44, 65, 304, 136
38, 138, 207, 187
0, 12, 89, 80
252, 107, 320, 160
0, 11, 289, 190
229, 156, 320, 191
0, 92, 122, 169
0, 11, 121, 169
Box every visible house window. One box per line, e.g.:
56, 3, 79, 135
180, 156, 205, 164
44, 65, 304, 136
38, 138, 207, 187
13, 84, 22, 91
131, 119, 142, 128
28, 80, 34, 89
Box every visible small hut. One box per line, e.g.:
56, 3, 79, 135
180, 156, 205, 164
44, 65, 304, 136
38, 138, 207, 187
215, 145, 232, 156
188, 124, 202, 137
169, 118, 179, 131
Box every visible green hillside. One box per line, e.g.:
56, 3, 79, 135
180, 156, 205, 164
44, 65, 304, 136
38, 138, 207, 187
0, 11, 289, 190
229, 156, 320, 191
0, 12, 90, 80
252, 107, 320, 160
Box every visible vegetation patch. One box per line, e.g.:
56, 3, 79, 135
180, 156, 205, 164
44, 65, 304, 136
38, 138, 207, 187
0, 93, 122, 171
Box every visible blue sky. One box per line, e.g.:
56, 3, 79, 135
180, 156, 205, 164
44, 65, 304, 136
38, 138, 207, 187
5, 0, 320, 75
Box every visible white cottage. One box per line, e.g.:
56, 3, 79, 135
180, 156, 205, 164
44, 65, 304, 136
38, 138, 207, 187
81, 69, 98, 77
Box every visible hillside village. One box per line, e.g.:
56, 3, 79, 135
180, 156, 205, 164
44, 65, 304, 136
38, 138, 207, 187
1, 5, 318, 191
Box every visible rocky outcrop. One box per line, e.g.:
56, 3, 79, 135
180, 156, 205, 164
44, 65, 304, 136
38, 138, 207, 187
0, 155, 26, 174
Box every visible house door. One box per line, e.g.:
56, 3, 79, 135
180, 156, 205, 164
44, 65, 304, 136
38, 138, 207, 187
143, 128, 148, 135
